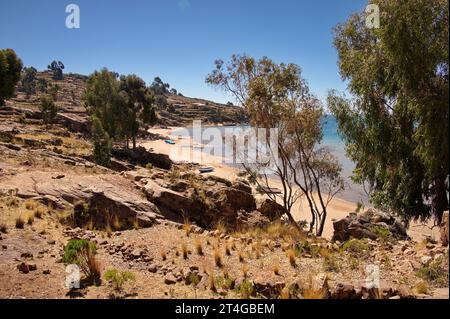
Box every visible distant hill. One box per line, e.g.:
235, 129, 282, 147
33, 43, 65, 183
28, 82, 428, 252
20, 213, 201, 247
6, 71, 248, 128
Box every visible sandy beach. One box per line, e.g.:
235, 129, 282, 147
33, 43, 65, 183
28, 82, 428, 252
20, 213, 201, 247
141, 127, 439, 241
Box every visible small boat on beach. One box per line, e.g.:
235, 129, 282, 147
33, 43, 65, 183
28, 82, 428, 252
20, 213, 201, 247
165, 139, 175, 145
260, 186, 282, 194
199, 167, 215, 173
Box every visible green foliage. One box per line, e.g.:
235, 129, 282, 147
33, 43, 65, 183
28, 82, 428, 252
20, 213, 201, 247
91, 116, 112, 166
370, 225, 393, 242
234, 279, 254, 299
47, 60, 64, 80
21, 66, 37, 96
37, 78, 48, 93
0, 48, 23, 105
62, 239, 97, 265
341, 238, 370, 257
328, 0, 449, 223
104, 269, 136, 292
84, 68, 122, 140
416, 254, 449, 286
39, 94, 57, 125
119, 74, 157, 148
62, 239, 101, 285
84, 69, 158, 150
323, 254, 340, 272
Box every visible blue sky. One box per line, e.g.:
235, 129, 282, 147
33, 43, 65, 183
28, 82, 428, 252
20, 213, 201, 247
0, 0, 367, 104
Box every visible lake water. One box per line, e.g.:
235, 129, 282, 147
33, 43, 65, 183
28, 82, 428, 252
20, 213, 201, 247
172, 116, 369, 204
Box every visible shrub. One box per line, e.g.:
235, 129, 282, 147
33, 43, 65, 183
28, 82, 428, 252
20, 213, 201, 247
25, 200, 37, 210
104, 269, 136, 292
371, 225, 393, 242
416, 255, 449, 286
342, 238, 370, 257
323, 254, 340, 272
414, 281, 429, 295
39, 94, 58, 125
235, 279, 254, 299
62, 239, 101, 285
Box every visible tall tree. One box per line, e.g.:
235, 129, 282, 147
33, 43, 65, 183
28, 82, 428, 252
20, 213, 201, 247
0, 48, 23, 105
328, 0, 449, 224
91, 116, 112, 167
47, 60, 65, 80
83, 69, 123, 140
207, 55, 344, 235
119, 74, 157, 149
21, 66, 37, 97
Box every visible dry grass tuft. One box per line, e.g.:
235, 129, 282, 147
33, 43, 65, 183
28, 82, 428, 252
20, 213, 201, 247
194, 238, 204, 256
272, 258, 281, 275
414, 281, 429, 295
241, 263, 249, 278
214, 244, 223, 268
181, 241, 189, 260
26, 215, 34, 225
15, 216, 25, 229
301, 275, 327, 299
279, 287, 290, 299
287, 249, 296, 268
160, 250, 167, 261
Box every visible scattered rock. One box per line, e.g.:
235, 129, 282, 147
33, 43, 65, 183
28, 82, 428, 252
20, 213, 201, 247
17, 262, 29, 273
164, 273, 177, 285
332, 209, 408, 242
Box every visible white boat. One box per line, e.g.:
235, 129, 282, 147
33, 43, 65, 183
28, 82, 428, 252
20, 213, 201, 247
199, 167, 214, 173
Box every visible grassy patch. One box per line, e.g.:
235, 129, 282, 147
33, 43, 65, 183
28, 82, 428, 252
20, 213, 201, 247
416, 255, 449, 286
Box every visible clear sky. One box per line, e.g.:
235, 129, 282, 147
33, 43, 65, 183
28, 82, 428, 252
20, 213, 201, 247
0, 0, 367, 104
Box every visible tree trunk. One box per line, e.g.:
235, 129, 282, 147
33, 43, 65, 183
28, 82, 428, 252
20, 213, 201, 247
132, 135, 137, 150
431, 176, 449, 224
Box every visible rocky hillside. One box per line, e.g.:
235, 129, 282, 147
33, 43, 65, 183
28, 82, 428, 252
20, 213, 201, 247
4, 71, 248, 130
0, 106, 448, 299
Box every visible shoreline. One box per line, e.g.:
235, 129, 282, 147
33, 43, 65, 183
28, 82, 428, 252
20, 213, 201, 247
141, 126, 439, 241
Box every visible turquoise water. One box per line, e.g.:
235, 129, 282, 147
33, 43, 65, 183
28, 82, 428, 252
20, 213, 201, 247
173, 116, 368, 204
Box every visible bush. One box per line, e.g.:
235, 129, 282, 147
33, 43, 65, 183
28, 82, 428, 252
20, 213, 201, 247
104, 269, 135, 292
62, 239, 101, 285
235, 280, 254, 299
39, 94, 57, 125
416, 255, 449, 286
91, 116, 112, 167
342, 238, 370, 257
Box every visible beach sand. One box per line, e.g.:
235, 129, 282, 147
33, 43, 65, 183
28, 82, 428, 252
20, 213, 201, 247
141, 127, 439, 241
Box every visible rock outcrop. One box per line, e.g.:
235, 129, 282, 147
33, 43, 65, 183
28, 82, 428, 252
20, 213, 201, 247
256, 199, 287, 221
332, 209, 408, 242
112, 147, 172, 170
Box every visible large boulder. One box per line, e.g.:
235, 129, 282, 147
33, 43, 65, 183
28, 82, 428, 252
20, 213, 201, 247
112, 147, 172, 170
332, 209, 408, 242
256, 198, 288, 221
440, 211, 449, 246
